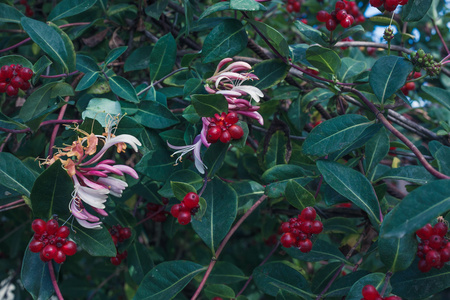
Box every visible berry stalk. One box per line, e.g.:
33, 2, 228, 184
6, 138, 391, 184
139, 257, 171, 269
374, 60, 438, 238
48, 261, 64, 300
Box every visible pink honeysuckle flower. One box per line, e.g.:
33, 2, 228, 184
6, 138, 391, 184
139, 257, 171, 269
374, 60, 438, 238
167, 135, 206, 174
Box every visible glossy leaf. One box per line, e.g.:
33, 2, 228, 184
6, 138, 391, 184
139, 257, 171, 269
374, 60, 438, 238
429, 141, 450, 175
325, 270, 371, 297
347, 273, 390, 300
311, 262, 342, 294
76, 54, 101, 73
48, 0, 97, 21
171, 181, 197, 201
248, 20, 289, 57
337, 57, 366, 82
317, 160, 381, 227
75, 71, 99, 91
199, 2, 230, 19
191, 94, 228, 117
69, 221, 117, 257
374, 165, 437, 185
19, 82, 58, 122
335, 25, 364, 43
0, 3, 24, 23
285, 180, 315, 211
369, 56, 413, 104
294, 20, 327, 47
134, 101, 179, 129
135, 149, 182, 182
303, 114, 372, 157
204, 284, 235, 299
150, 33, 176, 81
109, 76, 139, 103
380, 180, 450, 238
202, 19, 247, 63
145, 0, 169, 18
251, 59, 290, 90
364, 128, 389, 177
306, 46, 341, 74
203, 142, 229, 178
158, 170, 204, 198
285, 239, 348, 263
208, 262, 247, 284
128, 242, 154, 284
124, 45, 153, 72
421, 85, 450, 111
81, 98, 121, 127
0, 153, 36, 197
105, 46, 127, 66
191, 178, 238, 252
260, 131, 287, 169
323, 217, 359, 234
230, 0, 267, 11
402, 0, 432, 21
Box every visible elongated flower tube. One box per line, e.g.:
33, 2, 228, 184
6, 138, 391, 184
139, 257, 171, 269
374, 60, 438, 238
167, 135, 206, 174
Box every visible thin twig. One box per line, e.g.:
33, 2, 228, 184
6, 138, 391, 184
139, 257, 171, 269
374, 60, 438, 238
380, 271, 393, 297
432, 19, 449, 55
48, 262, 64, 300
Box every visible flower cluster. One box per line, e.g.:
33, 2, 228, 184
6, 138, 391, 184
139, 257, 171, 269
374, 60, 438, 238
168, 58, 263, 174
43, 116, 141, 229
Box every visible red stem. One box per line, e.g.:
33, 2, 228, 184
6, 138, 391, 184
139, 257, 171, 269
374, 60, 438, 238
432, 19, 449, 55
0, 119, 82, 134
191, 194, 268, 300
0, 199, 25, 210
48, 262, 64, 300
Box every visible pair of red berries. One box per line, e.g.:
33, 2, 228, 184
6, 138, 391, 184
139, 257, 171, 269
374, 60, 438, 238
400, 72, 421, 95
145, 199, 169, 222
170, 192, 200, 225
362, 285, 401, 300
206, 112, 244, 144
416, 221, 449, 272
286, 0, 301, 13
0, 64, 33, 96
316, 1, 364, 31
29, 219, 77, 264
108, 224, 132, 265
280, 207, 323, 252
369, 0, 408, 12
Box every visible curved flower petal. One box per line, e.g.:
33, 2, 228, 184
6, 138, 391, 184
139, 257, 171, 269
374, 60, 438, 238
113, 165, 139, 179
232, 85, 263, 102
97, 177, 128, 198
75, 218, 102, 229
76, 185, 109, 209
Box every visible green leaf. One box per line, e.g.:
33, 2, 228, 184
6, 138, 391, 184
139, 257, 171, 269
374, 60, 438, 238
109, 76, 139, 103
253, 262, 313, 298
21, 17, 69, 73
369, 16, 400, 30
380, 180, 450, 238
230, 0, 267, 11
208, 262, 247, 284
21, 247, 60, 300
248, 20, 289, 57
158, 170, 204, 198
285, 239, 348, 263
81, 98, 121, 127
145, 0, 169, 19
191, 94, 228, 117
76, 54, 101, 73
335, 25, 364, 43
135, 148, 182, 182
199, 2, 230, 20
204, 284, 236, 299
124, 45, 153, 72
301, 88, 334, 105
0, 55, 33, 69
311, 262, 342, 294
191, 178, 238, 252
134, 101, 179, 129
0, 3, 24, 23
68, 221, 117, 257
260, 131, 287, 169
25, 97, 67, 132
48, 0, 97, 21
294, 20, 327, 47
337, 57, 366, 83
76, 71, 100, 91
391, 264, 450, 299
128, 242, 154, 284
306, 45, 341, 74
250, 59, 290, 90
429, 141, 450, 175
317, 160, 381, 227
285, 180, 315, 211
30, 160, 72, 220
402, 0, 432, 21
374, 165, 437, 185
422, 86, 450, 111
105, 46, 128, 65
0, 112, 28, 131
364, 128, 389, 177
183, 78, 204, 99
347, 273, 390, 300
0, 153, 36, 197
323, 217, 359, 234
303, 114, 372, 157
32, 55, 52, 84
231, 180, 264, 207
150, 33, 176, 81
325, 270, 371, 297
202, 19, 247, 63
170, 181, 197, 201
369, 56, 413, 104
134, 261, 206, 300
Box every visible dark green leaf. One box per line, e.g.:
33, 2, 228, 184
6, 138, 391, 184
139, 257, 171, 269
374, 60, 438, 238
128, 242, 154, 284
260, 131, 287, 169
191, 94, 228, 117
230, 0, 267, 11
0, 153, 36, 197
69, 221, 117, 257
317, 160, 381, 227
30, 161, 72, 220
204, 284, 236, 299
134, 261, 205, 300
301, 88, 334, 105
47, 24, 76, 73
105, 46, 127, 65
374, 165, 437, 185
150, 33, 176, 81
347, 273, 390, 300
135, 149, 182, 182
429, 140, 450, 175
251, 59, 290, 90
124, 46, 152, 72
208, 262, 247, 284
230, 121, 249, 148
337, 57, 366, 82
323, 217, 359, 234
75, 71, 99, 91
285, 239, 348, 263
380, 180, 450, 238
231, 180, 265, 208
422, 85, 450, 111
294, 20, 327, 47
202, 19, 247, 63
171, 181, 197, 201
134, 101, 179, 129
325, 270, 371, 297
76, 54, 101, 73
402, 0, 432, 21
183, 78, 205, 99
248, 20, 289, 57
369, 56, 413, 104
203, 142, 229, 178
199, 2, 230, 20
306, 45, 341, 74
109, 76, 139, 103
158, 170, 204, 198
145, 0, 169, 19
81, 98, 121, 127
48, 0, 97, 21
32, 55, 52, 84
191, 178, 238, 252
364, 128, 389, 177
285, 180, 315, 211
0, 55, 33, 69
335, 25, 364, 42
303, 114, 372, 157
311, 262, 342, 294
0, 3, 24, 23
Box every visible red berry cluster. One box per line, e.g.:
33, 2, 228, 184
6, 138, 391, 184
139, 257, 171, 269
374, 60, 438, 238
145, 199, 169, 222
416, 222, 449, 272
0, 64, 33, 96
369, 0, 408, 12
280, 207, 323, 252
286, 0, 301, 13
316, 1, 365, 32
361, 285, 402, 300
108, 225, 132, 265
170, 192, 200, 225
400, 72, 421, 95
206, 112, 244, 144
29, 219, 77, 264
19, 0, 34, 17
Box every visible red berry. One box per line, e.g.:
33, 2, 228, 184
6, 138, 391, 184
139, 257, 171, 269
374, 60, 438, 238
311, 220, 323, 234
369, 0, 384, 7
340, 16, 352, 28
119, 227, 132, 240
426, 250, 441, 267
0, 82, 7, 93
56, 226, 70, 238
413, 72, 421, 78
171, 204, 181, 218
429, 235, 442, 249
405, 82, 415, 91
336, 9, 348, 21
1, 65, 13, 78
316, 10, 330, 22
184, 192, 200, 209
362, 285, 380, 300
62, 241, 77, 256
287, 3, 294, 13
225, 112, 239, 124
29, 240, 44, 253
356, 15, 365, 23
281, 222, 290, 233
118, 250, 128, 260
228, 125, 244, 140
298, 239, 313, 253
335, 1, 346, 10
111, 235, 118, 246
440, 248, 450, 263
384, 296, 402, 300
280, 233, 295, 248
300, 220, 313, 233
433, 222, 448, 237
10, 76, 23, 89
54, 250, 66, 264
6, 85, 18, 96
32, 219, 47, 234
300, 207, 316, 221
418, 259, 432, 272
416, 223, 433, 240
384, 3, 398, 12
111, 257, 122, 265
20, 80, 30, 91
46, 219, 59, 235
326, 19, 337, 31
207, 126, 221, 143
177, 211, 191, 225
293, 1, 301, 12
219, 130, 231, 143
20, 67, 33, 81
42, 245, 57, 260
